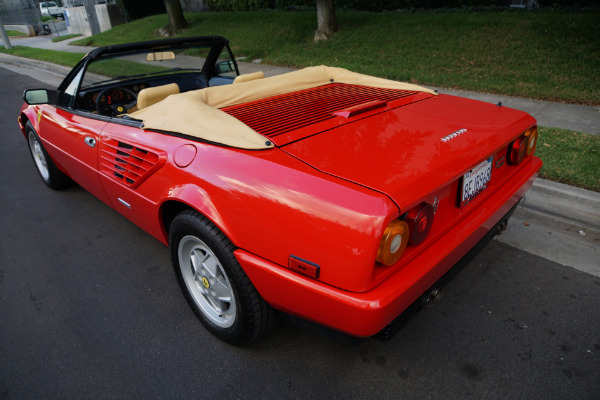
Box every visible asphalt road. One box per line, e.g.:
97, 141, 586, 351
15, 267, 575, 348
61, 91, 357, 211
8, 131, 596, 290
1, 66, 599, 400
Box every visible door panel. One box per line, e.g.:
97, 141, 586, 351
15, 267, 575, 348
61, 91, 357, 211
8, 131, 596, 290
39, 106, 112, 205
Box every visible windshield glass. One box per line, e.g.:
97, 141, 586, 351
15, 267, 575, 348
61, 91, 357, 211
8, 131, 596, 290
81, 46, 215, 89
70, 38, 238, 116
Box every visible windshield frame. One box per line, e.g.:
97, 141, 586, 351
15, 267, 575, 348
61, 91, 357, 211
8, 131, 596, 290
58, 36, 239, 93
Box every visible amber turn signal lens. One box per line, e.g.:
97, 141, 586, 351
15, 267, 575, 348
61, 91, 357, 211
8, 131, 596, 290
406, 203, 435, 245
525, 127, 538, 156
377, 220, 409, 266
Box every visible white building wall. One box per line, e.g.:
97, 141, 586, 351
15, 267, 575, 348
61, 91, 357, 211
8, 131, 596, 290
66, 6, 90, 36
66, 4, 122, 36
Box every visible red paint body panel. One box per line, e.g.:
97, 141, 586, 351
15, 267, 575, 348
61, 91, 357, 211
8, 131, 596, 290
19, 73, 542, 337
282, 94, 533, 212
237, 156, 541, 337
75, 119, 397, 292
35, 105, 112, 205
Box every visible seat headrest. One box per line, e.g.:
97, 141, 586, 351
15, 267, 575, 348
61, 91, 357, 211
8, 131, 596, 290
233, 71, 265, 84
137, 83, 180, 110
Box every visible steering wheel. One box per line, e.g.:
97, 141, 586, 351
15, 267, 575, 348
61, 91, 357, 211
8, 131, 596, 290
95, 86, 138, 116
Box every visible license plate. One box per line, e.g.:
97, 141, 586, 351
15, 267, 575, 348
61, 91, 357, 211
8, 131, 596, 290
460, 156, 493, 207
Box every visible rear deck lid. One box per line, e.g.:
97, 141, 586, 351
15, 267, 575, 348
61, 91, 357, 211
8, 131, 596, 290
223, 83, 534, 210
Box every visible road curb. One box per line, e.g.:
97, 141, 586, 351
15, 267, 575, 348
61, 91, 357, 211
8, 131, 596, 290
2, 54, 598, 230
0, 52, 73, 80
524, 178, 600, 230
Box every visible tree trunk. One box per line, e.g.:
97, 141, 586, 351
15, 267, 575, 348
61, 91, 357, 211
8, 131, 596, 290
159, 0, 189, 37
314, 0, 337, 42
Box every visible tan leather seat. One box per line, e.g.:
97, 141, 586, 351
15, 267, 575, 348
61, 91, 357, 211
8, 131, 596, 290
233, 71, 265, 84
136, 83, 180, 110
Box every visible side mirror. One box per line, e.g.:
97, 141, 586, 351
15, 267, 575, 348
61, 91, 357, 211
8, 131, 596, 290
23, 89, 58, 105
216, 60, 235, 74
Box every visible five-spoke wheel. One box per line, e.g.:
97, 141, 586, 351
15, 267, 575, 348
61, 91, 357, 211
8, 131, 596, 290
169, 210, 277, 345
25, 122, 71, 189
178, 235, 237, 328
28, 130, 50, 182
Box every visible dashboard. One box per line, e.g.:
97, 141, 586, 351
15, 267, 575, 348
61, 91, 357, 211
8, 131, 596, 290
78, 83, 148, 113
76, 73, 211, 116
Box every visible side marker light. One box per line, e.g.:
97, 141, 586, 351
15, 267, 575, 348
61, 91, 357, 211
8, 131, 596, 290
288, 256, 320, 279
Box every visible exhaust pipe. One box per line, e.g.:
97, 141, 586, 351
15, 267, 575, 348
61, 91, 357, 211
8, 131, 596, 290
421, 287, 443, 309
495, 219, 508, 235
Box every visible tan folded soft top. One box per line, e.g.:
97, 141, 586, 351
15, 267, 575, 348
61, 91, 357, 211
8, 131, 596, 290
130, 65, 437, 150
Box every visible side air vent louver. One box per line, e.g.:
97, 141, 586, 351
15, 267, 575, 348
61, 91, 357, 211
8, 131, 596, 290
99, 138, 166, 188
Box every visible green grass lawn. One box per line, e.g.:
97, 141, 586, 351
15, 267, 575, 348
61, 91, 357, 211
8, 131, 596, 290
6, 30, 26, 36
52, 34, 81, 43
0, 46, 85, 67
537, 127, 600, 192
0, 46, 174, 77
71, 10, 599, 105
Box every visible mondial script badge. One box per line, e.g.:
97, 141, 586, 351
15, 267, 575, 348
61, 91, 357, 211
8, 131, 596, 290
202, 277, 210, 288
441, 128, 468, 142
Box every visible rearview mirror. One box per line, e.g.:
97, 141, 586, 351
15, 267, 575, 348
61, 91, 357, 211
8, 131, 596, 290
146, 51, 176, 61
23, 89, 57, 105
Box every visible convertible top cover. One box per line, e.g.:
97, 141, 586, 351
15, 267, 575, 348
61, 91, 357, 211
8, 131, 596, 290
130, 66, 438, 149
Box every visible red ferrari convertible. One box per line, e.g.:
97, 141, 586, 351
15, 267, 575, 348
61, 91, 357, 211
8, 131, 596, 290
19, 36, 542, 344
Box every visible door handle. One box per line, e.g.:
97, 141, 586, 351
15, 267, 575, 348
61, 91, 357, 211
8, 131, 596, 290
84, 137, 96, 148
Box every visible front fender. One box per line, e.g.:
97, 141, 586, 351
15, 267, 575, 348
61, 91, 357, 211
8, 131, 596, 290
19, 104, 42, 136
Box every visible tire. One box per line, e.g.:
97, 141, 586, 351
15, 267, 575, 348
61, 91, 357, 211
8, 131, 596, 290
25, 121, 71, 189
169, 210, 277, 345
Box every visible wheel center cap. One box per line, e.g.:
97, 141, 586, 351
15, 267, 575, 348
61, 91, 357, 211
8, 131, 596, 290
202, 277, 210, 288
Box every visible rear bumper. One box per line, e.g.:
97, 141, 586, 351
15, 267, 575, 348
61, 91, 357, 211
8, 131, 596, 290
374, 199, 518, 341
236, 157, 542, 337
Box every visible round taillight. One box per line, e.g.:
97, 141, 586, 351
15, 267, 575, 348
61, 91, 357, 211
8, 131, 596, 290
377, 220, 409, 266
406, 203, 435, 245
508, 135, 528, 165
525, 127, 538, 156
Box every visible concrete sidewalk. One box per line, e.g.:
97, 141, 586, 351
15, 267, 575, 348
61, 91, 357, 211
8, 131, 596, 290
440, 89, 600, 136
496, 179, 600, 278
2, 34, 599, 275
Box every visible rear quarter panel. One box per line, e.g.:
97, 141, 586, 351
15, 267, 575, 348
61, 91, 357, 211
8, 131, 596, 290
97, 122, 399, 292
